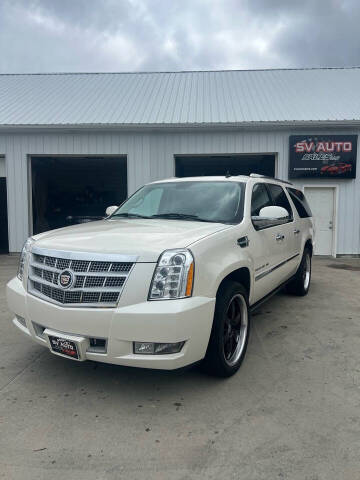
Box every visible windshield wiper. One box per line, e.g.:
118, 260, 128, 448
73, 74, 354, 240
149, 213, 217, 222
112, 213, 150, 219
112, 212, 221, 223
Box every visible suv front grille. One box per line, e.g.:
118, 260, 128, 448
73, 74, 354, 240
28, 249, 136, 308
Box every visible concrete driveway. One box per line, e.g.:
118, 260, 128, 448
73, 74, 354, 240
1, 255, 360, 480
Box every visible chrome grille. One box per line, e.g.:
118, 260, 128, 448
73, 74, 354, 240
28, 248, 136, 308
89, 261, 111, 272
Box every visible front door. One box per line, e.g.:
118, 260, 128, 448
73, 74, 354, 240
304, 187, 335, 255
249, 183, 293, 303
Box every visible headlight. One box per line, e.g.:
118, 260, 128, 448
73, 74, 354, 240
149, 249, 194, 300
17, 238, 34, 281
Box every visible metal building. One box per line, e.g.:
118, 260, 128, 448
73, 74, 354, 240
0, 68, 359, 256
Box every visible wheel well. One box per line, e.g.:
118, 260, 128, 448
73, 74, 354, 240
217, 267, 251, 298
305, 239, 313, 256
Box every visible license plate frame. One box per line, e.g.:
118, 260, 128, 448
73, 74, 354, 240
48, 335, 80, 360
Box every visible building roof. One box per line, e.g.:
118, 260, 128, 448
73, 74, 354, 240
1, 67, 360, 128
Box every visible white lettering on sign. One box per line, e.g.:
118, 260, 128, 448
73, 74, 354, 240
295, 141, 352, 153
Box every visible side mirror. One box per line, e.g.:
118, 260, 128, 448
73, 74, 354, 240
252, 206, 289, 230
105, 205, 118, 217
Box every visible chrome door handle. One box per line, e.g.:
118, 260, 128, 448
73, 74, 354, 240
294, 229, 300, 235
276, 234, 285, 241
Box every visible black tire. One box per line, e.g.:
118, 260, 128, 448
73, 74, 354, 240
202, 281, 250, 378
286, 247, 312, 296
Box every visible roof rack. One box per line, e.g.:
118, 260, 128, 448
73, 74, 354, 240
249, 173, 293, 186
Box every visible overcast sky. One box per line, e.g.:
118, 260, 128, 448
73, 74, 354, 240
0, 0, 358, 73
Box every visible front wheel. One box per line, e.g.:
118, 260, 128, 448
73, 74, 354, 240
202, 281, 250, 377
286, 248, 312, 296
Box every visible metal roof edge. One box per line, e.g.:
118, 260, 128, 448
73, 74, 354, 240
1, 66, 360, 76
0, 120, 360, 133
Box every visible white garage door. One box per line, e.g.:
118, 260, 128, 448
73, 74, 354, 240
304, 187, 335, 256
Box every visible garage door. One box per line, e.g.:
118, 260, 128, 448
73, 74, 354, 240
31, 156, 127, 235
175, 154, 275, 178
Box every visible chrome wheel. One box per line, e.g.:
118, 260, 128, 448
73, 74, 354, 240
223, 294, 248, 367
303, 253, 311, 290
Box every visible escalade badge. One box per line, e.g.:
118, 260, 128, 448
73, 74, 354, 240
59, 270, 74, 289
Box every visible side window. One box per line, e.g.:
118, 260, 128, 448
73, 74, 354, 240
251, 183, 272, 216
267, 184, 293, 221
286, 187, 313, 218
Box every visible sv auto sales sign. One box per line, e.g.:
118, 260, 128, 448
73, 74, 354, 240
289, 135, 357, 179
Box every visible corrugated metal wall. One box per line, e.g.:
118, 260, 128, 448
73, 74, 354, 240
0, 129, 359, 254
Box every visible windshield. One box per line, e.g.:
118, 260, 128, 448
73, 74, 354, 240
111, 181, 245, 224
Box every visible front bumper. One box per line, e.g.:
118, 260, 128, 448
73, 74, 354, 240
6, 277, 215, 370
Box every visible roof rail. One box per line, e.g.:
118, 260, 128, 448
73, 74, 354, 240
249, 173, 293, 185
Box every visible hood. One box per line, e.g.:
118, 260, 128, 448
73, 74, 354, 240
32, 218, 230, 262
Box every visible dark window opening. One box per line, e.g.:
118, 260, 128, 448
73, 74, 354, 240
31, 156, 127, 235
175, 154, 275, 178
286, 187, 313, 218
0, 177, 9, 253
251, 183, 272, 216
267, 184, 293, 220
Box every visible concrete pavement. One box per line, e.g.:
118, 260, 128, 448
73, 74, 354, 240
1, 255, 360, 480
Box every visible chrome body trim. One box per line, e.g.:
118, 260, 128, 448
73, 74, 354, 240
31, 246, 138, 263
237, 236, 249, 248
255, 253, 299, 282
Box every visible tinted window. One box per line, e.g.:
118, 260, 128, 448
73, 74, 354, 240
267, 184, 293, 220
113, 181, 245, 224
251, 183, 272, 216
286, 187, 313, 218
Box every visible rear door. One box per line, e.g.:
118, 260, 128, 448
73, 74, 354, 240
267, 183, 299, 277
286, 187, 313, 256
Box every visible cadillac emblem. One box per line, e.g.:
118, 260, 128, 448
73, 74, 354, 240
59, 270, 74, 289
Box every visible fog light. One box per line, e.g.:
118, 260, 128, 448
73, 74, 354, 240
134, 341, 185, 355
16, 315, 26, 327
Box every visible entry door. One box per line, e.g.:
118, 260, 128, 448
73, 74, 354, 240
304, 187, 335, 255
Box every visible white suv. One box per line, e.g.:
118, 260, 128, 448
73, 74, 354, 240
7, 175, 314, 377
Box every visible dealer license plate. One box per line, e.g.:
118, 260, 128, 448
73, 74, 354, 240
48, 335, 79, 359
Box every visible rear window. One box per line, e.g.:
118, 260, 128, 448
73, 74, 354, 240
286, 187, 312, 218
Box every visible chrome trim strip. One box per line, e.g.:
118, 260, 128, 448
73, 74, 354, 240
30, 261, 128, 277
28, 275, 124, 292
255, 253, 299, 282
29, 289, 118, 309
31, 246, 138, 263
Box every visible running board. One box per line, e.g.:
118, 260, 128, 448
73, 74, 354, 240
250, 275, 295, 313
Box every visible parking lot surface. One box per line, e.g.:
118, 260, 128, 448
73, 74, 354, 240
1, 255, 360, 480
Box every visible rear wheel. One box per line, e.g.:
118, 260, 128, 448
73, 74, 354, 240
286, 247, 311, 296
202, 281, 250, 377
